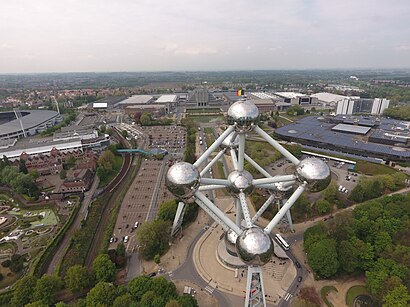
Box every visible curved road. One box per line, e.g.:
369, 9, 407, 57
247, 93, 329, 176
169, 228, 232, 307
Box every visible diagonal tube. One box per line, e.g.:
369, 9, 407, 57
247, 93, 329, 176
253, 175, 297, 186
200, 149, 226, 177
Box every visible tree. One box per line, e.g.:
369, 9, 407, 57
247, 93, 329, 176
86, 282, 117, 307
10, 254, 24, 273
19, 159, 28, 174
116, 243, 126, 257
137, 220, 171, 260
121, 130, 128, 138
65, 155, 77, 169
322, 181, 338, 203
92, 254, 116, 282
65, 265, 93, 294
166, 299, 181, 307
129, 276, 153, 301
338, 240, 359, 273
33, 275, 62, 306
382, 285, 410, 307
315, 199, 333, 215
154, 254, 161, 264
11, 275, 38, 307
24, 302, 48, 307
140, 113, 152, 126
307, 239, 339, 278
59, 169, 67, 180
158, 199, 178, 222
177, 295, 199, 307
100, 125, 106, 133
113, 293, 135, 307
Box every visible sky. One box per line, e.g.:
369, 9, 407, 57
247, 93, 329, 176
1, 0, 410, 73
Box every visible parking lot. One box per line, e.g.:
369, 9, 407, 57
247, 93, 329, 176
109, 125, 186, 252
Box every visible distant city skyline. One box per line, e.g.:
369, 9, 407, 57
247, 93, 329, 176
1, 0, 410, 73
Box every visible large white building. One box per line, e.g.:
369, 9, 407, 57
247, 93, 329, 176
336, 98, 389, 115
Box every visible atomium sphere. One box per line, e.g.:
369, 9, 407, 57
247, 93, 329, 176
224, 229, 239, 252
235, 227, 274, 266
296, 157, 331, 192
166, 162, 200, 201
220, 132, 240, 150
272, 181, 293, 198
226, 170, 254, 196
227, 100, 259, 132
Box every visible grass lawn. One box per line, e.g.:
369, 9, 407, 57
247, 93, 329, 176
355, 161, 397, 176
186, 115, 225, 123
345, 285, 370, 307
186, 108, 221, 114
0, 266, 20, 289
98, 155, 123, 188
8, 208, 58, 228
321, 285, 338, 307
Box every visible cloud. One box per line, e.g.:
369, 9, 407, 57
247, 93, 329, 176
395, 45, 410, 51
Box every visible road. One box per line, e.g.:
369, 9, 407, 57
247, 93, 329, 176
169, 229, 232, 307
45, 176, 100, 275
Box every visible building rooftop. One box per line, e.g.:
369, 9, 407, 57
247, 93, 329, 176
156, 95, 177, 103
331, 124, 371, 135
115, 95, 153, 106
310, 92, 347, 103
274, 92, 306, 99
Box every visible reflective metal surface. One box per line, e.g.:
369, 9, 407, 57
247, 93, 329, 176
272, 181, 293, 198
235, 227, 274, 266
296, 157, 331, 192
225, 229, 238, 248
166, 162, 200, 201
220, 132, 240, 149
227, 170, 254, 196
226, 100, 259, 132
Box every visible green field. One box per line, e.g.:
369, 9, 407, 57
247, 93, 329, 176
355, 161, 398, 176
345, 285, 371, 307
186, 114, 225, 123
8, 208, 58, 228
186, 108, 221, 114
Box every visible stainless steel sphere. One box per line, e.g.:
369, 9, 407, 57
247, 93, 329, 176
166, 162, 200, 201
227, 170, 254, 196
227, 100, 259, 132
224, 229, 239, 255
296, 157, 331, 192
235, 227, 274, 266
272, 181, 293, 198
220, 132, 240, 150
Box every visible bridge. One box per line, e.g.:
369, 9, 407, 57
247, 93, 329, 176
117, 148, 168, 156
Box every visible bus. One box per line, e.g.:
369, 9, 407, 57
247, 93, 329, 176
275, 233, 290, 250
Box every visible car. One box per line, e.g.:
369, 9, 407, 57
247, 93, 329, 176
125, 224, 129, 229
298, 276, 302, 282
295, 262, 301, 268
109, 237, 114, 243
134, 221, 139, 228
124, 236, 129, 243
147, 272, 157, 278
114, 237, 118, 242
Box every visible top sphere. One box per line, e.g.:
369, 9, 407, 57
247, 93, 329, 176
296, 157, 331, 192
227, 100, 259, 132
166, 162, 200, 201
235, 227, 274, 266
220, 132, 240, 150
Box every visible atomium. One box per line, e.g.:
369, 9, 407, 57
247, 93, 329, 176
220, 132, 240, 150
166, 162, 200, 201
235, 227, 274, 266
227, 170, 254, 196
296, 157, 331, 192
227, 100, 259, 133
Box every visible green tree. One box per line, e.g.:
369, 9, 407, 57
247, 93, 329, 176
11, 275, 38, 307
92, 254, 116, 282
33, 275, 62, 306
65, 265, 93, 294
116, 243, 126, 257
86, 281, 117, 307
24, 301, 48, 307
338, 240, 359, 273
140, 113, 152, 126
307, 239, 339, 278
140, 290, 157, 307
65, 155, 77, 169
137, 220, 171, 260
154, 254, 161, 264
59, 169, 67, 180
10, 254, 24, 273
322, 181, 338, 203
158, 199, 178, 221
100, 125, 106, 133
55, 302, 69, 307
121, 130, 128, 138
129, 276, 153, 301
166, 299, 181, 307
382, 285, 410, 307
177, 295, 199, 307
113, 293, 135, 307
19, 159, 28, 174
315, 199, 333, 215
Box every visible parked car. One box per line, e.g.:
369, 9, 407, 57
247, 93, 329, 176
298, 276, 303, 282
124, 236, 129, 243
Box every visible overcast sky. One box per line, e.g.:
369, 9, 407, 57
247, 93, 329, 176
1, 0, 410, 73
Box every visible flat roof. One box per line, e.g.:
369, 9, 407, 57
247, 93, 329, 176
310, 92, 347, 103
274, 92, 306, 99
156, 95, 177, 103
93, 102, 107, 108
332, 124, 371, 135
250, 92, 277, 100
115, 95, 153, 106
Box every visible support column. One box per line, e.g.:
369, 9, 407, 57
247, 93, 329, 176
245, 266, 266, 307
171, 201, 185, 237
235, 198, 243, 227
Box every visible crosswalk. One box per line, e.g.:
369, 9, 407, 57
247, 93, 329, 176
284, 292, 293, 301
204, 285, 215, 295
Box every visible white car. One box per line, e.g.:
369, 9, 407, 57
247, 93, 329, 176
134, 222, 139, 228
124, 236, 129, 243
